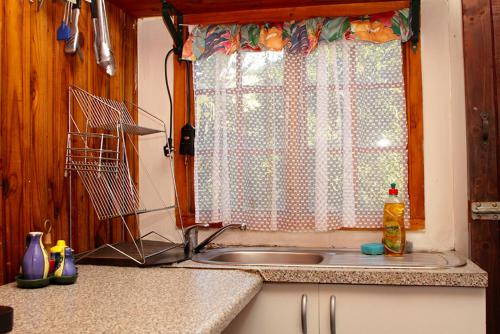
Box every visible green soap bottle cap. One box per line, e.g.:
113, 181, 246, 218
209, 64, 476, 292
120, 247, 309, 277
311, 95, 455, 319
389, 183, 398, 195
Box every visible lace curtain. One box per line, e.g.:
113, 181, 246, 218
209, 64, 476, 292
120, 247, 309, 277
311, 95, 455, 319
193, 40, 409, 231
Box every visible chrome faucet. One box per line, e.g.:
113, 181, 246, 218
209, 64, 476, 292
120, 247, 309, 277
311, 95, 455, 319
183, 223, 247, 256
183, 223, 209, 256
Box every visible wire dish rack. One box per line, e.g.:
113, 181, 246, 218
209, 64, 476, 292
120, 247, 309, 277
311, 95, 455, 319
65, 86, 182, 264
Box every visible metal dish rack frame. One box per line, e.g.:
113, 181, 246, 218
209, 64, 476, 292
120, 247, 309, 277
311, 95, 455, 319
65, 86, 182, 264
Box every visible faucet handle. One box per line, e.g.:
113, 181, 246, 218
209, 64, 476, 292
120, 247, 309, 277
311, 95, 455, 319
193, 223, 248, 254
183, 223, 209, 240
183, 223, 210, 256
184, 223, 209, 232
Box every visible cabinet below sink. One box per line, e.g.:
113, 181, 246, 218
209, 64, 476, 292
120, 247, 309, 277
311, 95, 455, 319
224, 283, 486, 334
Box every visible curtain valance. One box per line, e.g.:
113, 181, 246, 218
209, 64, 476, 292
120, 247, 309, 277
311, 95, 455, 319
182, 9, 412, 61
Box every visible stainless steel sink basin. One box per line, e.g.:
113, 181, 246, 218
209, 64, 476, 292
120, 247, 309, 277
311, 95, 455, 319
192, 247, 467, 269
209, 251, 324, 265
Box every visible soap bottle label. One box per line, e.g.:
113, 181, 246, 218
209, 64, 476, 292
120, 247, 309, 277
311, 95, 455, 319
383, 202, 405, 254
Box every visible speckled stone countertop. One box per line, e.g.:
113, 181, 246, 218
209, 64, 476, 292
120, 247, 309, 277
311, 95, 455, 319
172, 258, 487, 288
0, 266, 262, 334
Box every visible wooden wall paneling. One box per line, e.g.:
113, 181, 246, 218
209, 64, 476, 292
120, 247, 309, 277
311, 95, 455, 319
0, 0, 5, 284
1, 0, 31, 284
167, 0, 408, 14
108, 0, 410, 19
52, 1, 73, 253
43, 0, 57, 245
173, 57, 191, 227
87, 3, 110, 248
182, 1, 410, 25
403, 42, 425, 229
173, 24, 199, 228
108, 3, 124, 244
112, 6, 124, 242
82, 3, 93, 246
495, 1, 500, 190
0, 0, 138, 285
21, 0, 33, 237
123, 14, 139, 241
72, 1, 93, 252
89, 0, 105, 250
490, 7, 500, 325
187, 61, 195, 216
463, 2, 498, 198
122, 7, 138, 242
462, 0, 500, 333
30, 0, 51, 235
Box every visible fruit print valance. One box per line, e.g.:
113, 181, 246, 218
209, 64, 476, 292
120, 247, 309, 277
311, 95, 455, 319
182, 9, 412, 61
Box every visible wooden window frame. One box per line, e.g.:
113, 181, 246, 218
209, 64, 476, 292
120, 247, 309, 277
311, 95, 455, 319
173, 3, 424, 230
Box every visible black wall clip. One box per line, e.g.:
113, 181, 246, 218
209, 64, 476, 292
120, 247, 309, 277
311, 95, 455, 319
162, 1, 184, 56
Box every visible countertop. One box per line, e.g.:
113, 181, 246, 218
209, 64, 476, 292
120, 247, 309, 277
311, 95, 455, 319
172, 256, 488, 288
0, 266, 263, 334
0, 253, 487, 333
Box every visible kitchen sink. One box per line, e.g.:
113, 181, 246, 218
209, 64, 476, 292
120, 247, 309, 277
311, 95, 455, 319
209, 251, 324, 265
192, 247, 467, 269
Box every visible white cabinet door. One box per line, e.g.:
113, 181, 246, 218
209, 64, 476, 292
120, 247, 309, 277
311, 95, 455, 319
224, 283, 320, 334
319, 285, 486, 334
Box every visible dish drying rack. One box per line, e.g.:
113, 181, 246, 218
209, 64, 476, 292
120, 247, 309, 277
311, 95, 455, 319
65, 86, 182, 264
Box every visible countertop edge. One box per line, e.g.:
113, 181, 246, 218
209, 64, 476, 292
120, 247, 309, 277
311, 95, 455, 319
208, 274, 263, 333
256, 268, 488, 287
172, 259, 488, 288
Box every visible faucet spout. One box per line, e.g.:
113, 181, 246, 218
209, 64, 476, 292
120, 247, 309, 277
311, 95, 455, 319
194, 223, 247, 254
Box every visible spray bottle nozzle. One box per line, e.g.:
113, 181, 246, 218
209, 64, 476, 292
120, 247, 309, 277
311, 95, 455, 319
389, 183, 398, 195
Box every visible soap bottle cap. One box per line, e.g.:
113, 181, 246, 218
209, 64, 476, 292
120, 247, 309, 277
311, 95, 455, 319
50, 240, 67, 253
388, 183, 398, 196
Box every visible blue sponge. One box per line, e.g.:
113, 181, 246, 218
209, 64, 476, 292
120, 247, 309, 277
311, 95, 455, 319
360, 243, 384, 255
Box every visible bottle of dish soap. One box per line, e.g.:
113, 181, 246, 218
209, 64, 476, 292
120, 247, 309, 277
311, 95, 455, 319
382, 183, 405, 256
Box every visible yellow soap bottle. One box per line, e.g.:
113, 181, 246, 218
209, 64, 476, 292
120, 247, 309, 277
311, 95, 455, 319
382, 183, 405, 256
50, 240, 67, 276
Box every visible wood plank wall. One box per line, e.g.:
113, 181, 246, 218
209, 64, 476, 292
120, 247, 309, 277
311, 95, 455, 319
0, 0, 138, 285
463, 1, 500, 333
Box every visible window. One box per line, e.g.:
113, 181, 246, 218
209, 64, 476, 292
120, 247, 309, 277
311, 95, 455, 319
193, 40, 411, 231
173, 8, 424, 231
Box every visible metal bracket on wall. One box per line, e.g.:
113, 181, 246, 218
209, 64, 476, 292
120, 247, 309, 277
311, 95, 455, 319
471, 202, 500, 221
162, 1, 184, 56
410, 0, 421, 52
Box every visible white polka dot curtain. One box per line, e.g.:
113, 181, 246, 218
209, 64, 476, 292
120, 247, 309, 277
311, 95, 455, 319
193, 40, 409, 231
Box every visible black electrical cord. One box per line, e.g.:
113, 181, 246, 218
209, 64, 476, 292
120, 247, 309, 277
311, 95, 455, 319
164, 48, 175, 156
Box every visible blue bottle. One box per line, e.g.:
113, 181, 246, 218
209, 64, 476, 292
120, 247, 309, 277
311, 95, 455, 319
55, 247, 77, 277
22, 232, 49, 279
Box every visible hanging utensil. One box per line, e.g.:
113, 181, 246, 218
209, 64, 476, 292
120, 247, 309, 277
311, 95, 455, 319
90, 0, 100, 63
94, 0, 116, 76
64, 0, 81, 54
37, 0, 45, 12
56, 1, 71, 41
